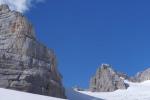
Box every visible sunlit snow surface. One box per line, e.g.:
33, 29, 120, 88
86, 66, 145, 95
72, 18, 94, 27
78, 80, 150, 100
0, 88, 65, 100
1, 81, 150, 100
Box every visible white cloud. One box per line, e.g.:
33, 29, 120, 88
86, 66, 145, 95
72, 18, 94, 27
0, 0, 45, 13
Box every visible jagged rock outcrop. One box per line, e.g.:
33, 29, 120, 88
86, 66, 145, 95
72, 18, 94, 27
89, 64, 129, 92
0, 4, 66, 98
134, 68, 150, 82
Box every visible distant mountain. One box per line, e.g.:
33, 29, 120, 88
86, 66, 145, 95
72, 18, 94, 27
0, 4, 66, 99
80, 80, 150, 100
89, 64, 150, 92
134, 68, 150, 82
89, 64, 129, 92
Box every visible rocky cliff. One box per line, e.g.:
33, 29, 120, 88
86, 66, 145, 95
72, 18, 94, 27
89, 64, 150, 92
89, 64, 129, 92
134, 68, 150, 82
0, 4, 66, 98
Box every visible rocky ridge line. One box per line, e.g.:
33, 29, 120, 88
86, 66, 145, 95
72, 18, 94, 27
89, 64, 150, 92
89, 64, 129, 92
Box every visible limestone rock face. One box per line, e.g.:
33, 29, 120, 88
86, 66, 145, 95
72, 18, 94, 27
89, 64, 129, 92
0, 4, 66, 98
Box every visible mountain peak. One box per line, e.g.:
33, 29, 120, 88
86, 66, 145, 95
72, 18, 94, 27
101, 63, 111, 69
0, 4, 10, 12
90, 64, 129, 92
135, 68, 150, 82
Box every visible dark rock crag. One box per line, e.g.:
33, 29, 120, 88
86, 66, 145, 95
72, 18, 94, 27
0, 4, 66, 98
89, 64, 129, 92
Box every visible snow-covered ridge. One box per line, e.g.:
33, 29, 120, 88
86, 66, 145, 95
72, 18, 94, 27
78, 80, 150, 100
0, 88, 66, 100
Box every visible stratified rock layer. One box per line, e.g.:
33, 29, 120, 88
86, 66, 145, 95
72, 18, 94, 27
89, 64, 129, 92
0, 4, 66, 98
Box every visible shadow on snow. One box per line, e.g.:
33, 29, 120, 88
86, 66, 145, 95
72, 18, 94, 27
66, 89, 105, 100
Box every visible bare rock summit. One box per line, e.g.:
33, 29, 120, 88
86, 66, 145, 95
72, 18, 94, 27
89, 64, 129, 92
134, 68, 150, 82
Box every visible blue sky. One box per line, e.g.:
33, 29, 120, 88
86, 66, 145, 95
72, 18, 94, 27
26, 0, 150, 88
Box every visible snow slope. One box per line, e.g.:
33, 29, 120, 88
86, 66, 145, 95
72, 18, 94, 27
66, 88, 103, 100
78, 80, 150, 100
0, 88, 66, 100
1, 80, 150, 100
